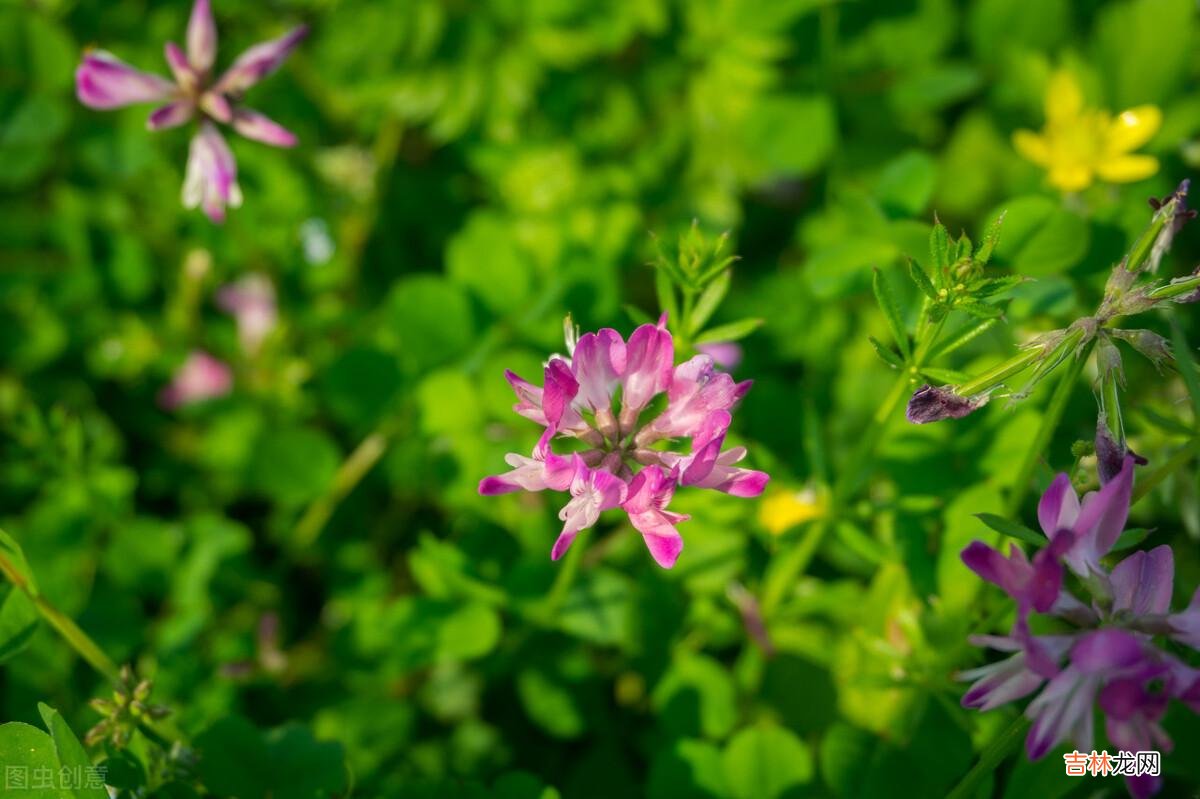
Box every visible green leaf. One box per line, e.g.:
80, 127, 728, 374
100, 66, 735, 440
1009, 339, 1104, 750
930, 222, 951, 272
741, 94, 836, 178
875, 151, 937, 217
656, 265, 680, 326
689, 270, 731, 336
721, 723, 813, 799
623, 304, 654, 326
648, 740, 730, 799
927, 318, 997, 360
975, 513, 1043, 546
652, 654, 738, 740
907, 256, 938, 300
1111, 528, 1152, 552
872, 267, 911, 360
955, 299, 1004, 319
975, 210, 1006, 265
247, 427, 341, 507
0, 722, 64, 798
869, 336, 904, 369
0, 529, 39, 664
37, 704, 107, 799
987, 196, 1089, 277
920, 367, 970, 385
557, 568, 634, 648
694, 318, 763, 345
517, 669, 585, 739
819, 723, 877, 797
1170, 315, 1200, 421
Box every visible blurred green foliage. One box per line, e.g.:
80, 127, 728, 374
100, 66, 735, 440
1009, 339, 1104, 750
3, 0, 1200, 797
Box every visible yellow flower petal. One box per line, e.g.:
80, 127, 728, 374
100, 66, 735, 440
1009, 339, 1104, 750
1105, 105, 1162, 155
1045, 70, 1084, 125
1013, 129, 1052, 166
1096, 154, 1159, 184
758, 488, 825, 535
1048, 163, 1094, 192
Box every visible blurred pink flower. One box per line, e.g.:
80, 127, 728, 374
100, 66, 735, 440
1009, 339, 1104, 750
216, 273, 277, 354
159, 350, 232, 409
695, 341, 743, 371
75, 0, 306, 222
480, 315, 767, 568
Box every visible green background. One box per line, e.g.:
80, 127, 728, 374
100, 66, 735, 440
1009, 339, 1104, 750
3, 0, 1200, 796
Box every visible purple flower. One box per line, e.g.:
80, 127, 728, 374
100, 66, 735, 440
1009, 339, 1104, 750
159, 350, 232, 409
480, 316, 768, 568
695, 341, 743, 371
216, 273, 277, 354
1037, 457, 1135, 579
75, 0, 306, 221
959, 457, 1200, 798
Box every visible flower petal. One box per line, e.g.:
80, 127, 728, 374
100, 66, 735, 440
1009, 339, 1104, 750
147, 100, 194, 130
1111, 545, 1174, 617
182, 122, 242, 223
1095, 154, 1158, 184
187, 0, 218, 72
76, 51, 175, 109
1044, 70, 1084, 125
231, 107, 299, 147
1065, 455, 1134, 574
212, 25, 308, 96
1013, 130, 1051, 167
1105, 105, 1162, 155
1038, 473, 1080, 537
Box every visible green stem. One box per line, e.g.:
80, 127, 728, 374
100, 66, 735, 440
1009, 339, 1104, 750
542, 535, 586, 617
0, 545, 120, 685
1004, 340, 1095, 517
945, 715, 1031, 799
292, 426, 393, 549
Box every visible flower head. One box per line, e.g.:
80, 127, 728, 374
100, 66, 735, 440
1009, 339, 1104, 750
1013, 70, 1161, 193
216, 273, 277, 354
75, 0, 306, 221
159, 350, 232, 409
480, 315, 768, 568
959, 457, 1200, 798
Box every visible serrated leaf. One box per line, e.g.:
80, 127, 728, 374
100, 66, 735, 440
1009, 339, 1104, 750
956, 299, 1004, 319
927, 318, 998, 360
872, 267, 911, 360
975, 513, 1043, 546
907, 256, 938, 300
869, 336, 904, 369
976, 211, 1006, 265
930, 222, 950, 271
694, 318, 763, 345
956, 234, 973, 262
974, 275, 1026, 298
689, 270, 731, 336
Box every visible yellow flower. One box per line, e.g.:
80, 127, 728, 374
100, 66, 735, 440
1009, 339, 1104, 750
1013, 70, 1162, 193
758, 485, 827, 535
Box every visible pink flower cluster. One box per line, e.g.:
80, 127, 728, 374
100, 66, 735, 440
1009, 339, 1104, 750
479, 316, 768, 568
75, 0, 306, 222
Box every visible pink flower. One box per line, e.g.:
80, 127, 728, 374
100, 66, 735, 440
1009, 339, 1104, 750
159, 350, 232, 409
480, 315, 768, 568
75, 0, 306, 221
216, 273, 277, 354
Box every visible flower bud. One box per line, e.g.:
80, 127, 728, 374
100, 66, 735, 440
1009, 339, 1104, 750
906, 385, 988, 424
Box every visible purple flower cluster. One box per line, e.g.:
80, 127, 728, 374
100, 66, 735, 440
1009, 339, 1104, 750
479, 316, 768, 568
959, 457, 1200, 798
75, 0, 306, 221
